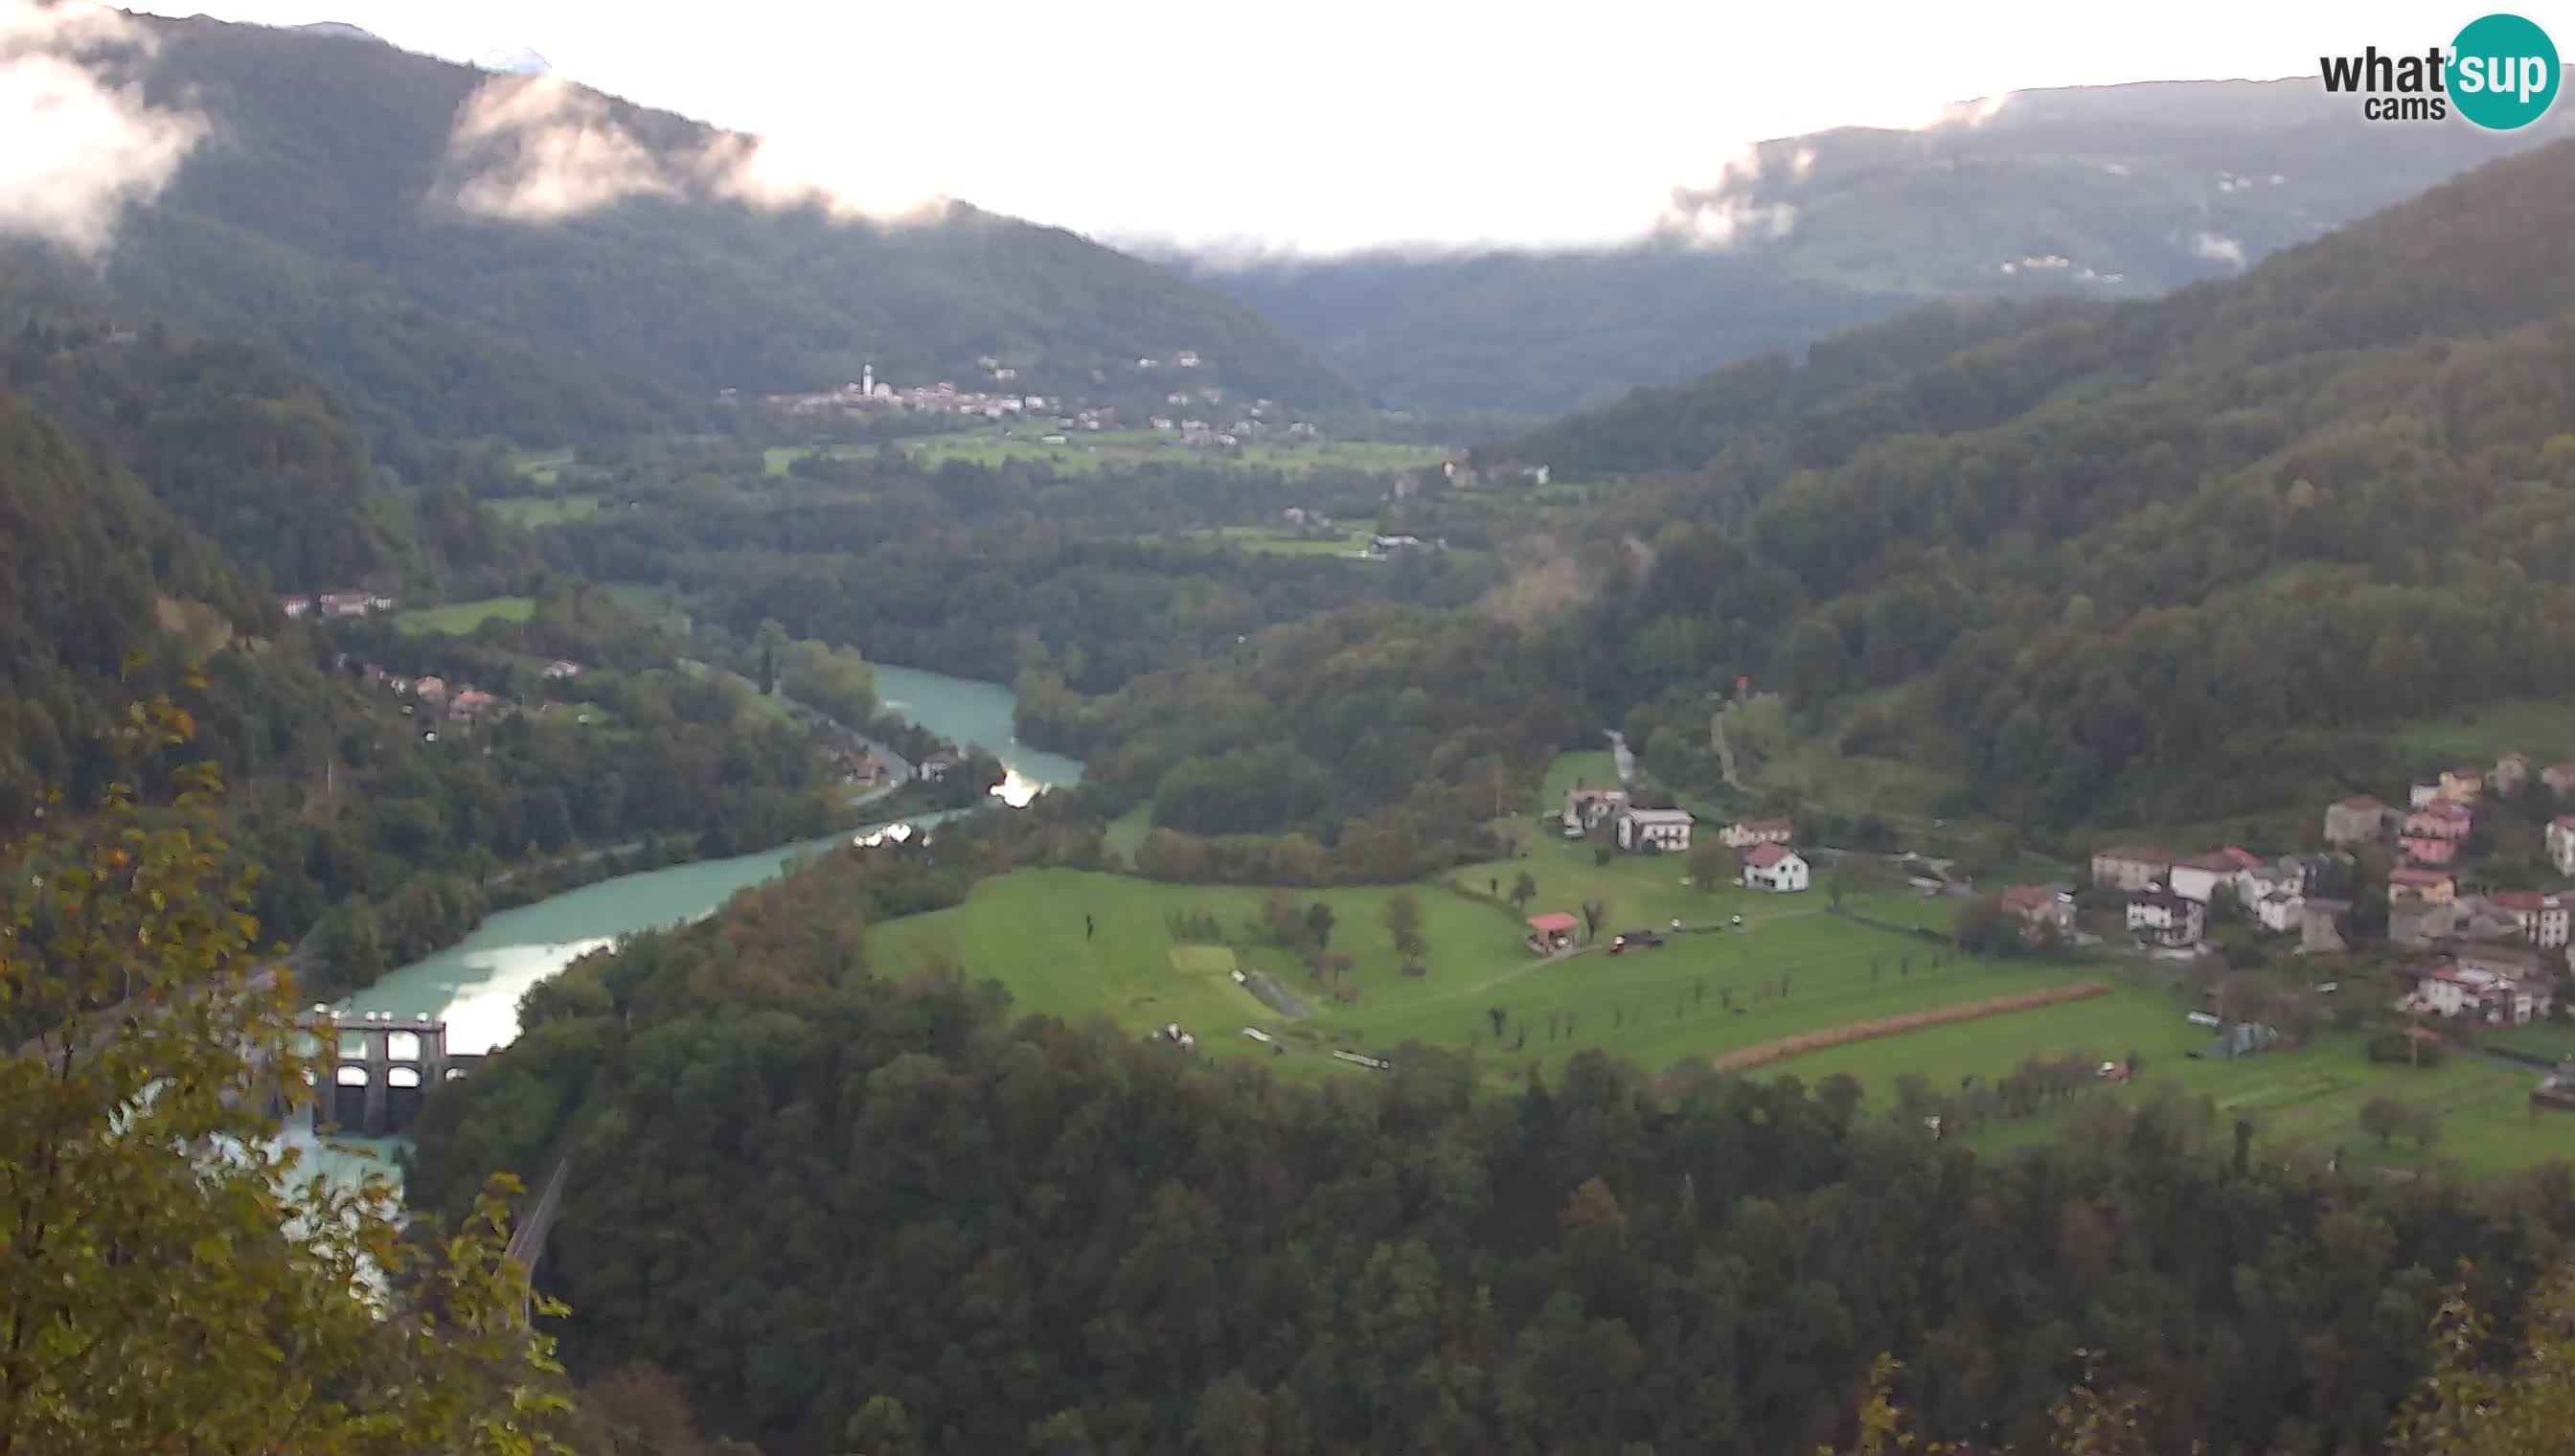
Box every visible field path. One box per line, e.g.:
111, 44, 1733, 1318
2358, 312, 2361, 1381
1710, 981, 2111, 1074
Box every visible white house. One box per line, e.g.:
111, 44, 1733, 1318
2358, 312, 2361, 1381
1741, 843, 1810, 893
1616, 808, 1694, 853
2548, 816, 2575, 876
2415, 963, 2548, 1025
2254, 891, 2306, 935
2490, 890, 2573, 949
2128, 891, 2205, 947
2169, 848, 2260, 904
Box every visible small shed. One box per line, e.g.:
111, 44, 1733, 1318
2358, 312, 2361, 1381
1526, 912, 1579, 954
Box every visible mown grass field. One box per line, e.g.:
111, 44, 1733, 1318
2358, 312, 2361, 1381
899, 428, 1447, 478
869, 836, 2089, 1085
2391, 696, 2575, 767
763, 444, 876, 476
393, 597, 536, 635
2472, 1021, 2575, 1065
486, 494, 602, 527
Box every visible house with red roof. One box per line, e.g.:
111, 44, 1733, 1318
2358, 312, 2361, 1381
1525, 912, 1579, 954
2487, 890, 2572, 949
1998, 884, 2074, 938
2550, 816, 2575, 876
2171, 849, 2260, 904
1741, 843, 1811, 894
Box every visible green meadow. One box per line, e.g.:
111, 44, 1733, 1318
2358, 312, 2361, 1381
392, 597, 536, 635
486, 494, 602, 527
898, 427, 1447, 478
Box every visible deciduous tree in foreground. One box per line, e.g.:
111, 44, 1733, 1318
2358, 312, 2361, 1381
0, 694, 572, 1456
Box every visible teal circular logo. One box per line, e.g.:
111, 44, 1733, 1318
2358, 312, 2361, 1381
2450, 12, 2560, 129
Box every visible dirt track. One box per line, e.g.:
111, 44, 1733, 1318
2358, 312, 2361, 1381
1710, 981, 2111, 1074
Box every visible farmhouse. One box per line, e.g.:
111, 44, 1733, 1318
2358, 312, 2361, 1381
412, 675, 448, 708
447, 690, 500, 721
1998, 884, 2074, 937
2544, 762, 2575, 795
2414, 963, 2548, 1026
2549, 816, 2575, 876
2488, 889, 2573, 950
542, 659, 583, 680
2324, 795, 2395, 847
2254, 891, 2306, 935
2170, 849, 2260, 903
1741, 843, 1811, 894
2127, 891, 2205, 948
1720, 817, 1794, 850
1525, 912, 1579, 954
2388, 866, 2457, 904
279, 595, 314, 619
2089, 845, 2173, 892
2439, 767, 2485, 805
1615, 808, 1694, 853
1561, 785, 1629, 834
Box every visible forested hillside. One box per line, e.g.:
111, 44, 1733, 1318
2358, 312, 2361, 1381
21, 14, 1355, 448
406, 824, 2575, 1456
1188, 80, 2565, 416
1500, 138, 2575, 830
0, 396, 252, 820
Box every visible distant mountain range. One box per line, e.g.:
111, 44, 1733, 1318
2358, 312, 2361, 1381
1175, 80, 2570, 418
10, 13, 1353, 448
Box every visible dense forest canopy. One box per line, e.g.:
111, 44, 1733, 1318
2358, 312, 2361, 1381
1481, 138, 2575, 830
1184, 80, 2566, 417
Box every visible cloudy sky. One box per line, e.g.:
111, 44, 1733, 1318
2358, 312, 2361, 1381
95, 0, 2515, 252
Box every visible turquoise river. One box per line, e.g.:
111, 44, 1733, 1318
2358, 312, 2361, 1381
285, 663, 1081, 1185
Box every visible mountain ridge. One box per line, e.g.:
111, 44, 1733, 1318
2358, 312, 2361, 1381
15, 13, 1356, 447
1179, 79, 2567, 417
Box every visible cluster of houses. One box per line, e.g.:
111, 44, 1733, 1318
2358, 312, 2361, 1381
1559, 789, 1814, 894
2070, 844, 2351, 954
279, 590, 395, 621
2003, 749, 2575, 1031
748, 362, 1060, 421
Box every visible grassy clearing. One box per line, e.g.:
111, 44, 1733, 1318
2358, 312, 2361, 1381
2472, 1022, 2575, 1065
486, 494, 602, 527
2391, 696, 2575, 768
1724, 697, 1966, 825
1160, 523, 1379, 557
1541, 751, 1620, 809
900, 428, 1447, 478
861, 843, 2575, 1172
392, 597, 536, 636
763, 444, 875, 476
870, 855, 2095, 1086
